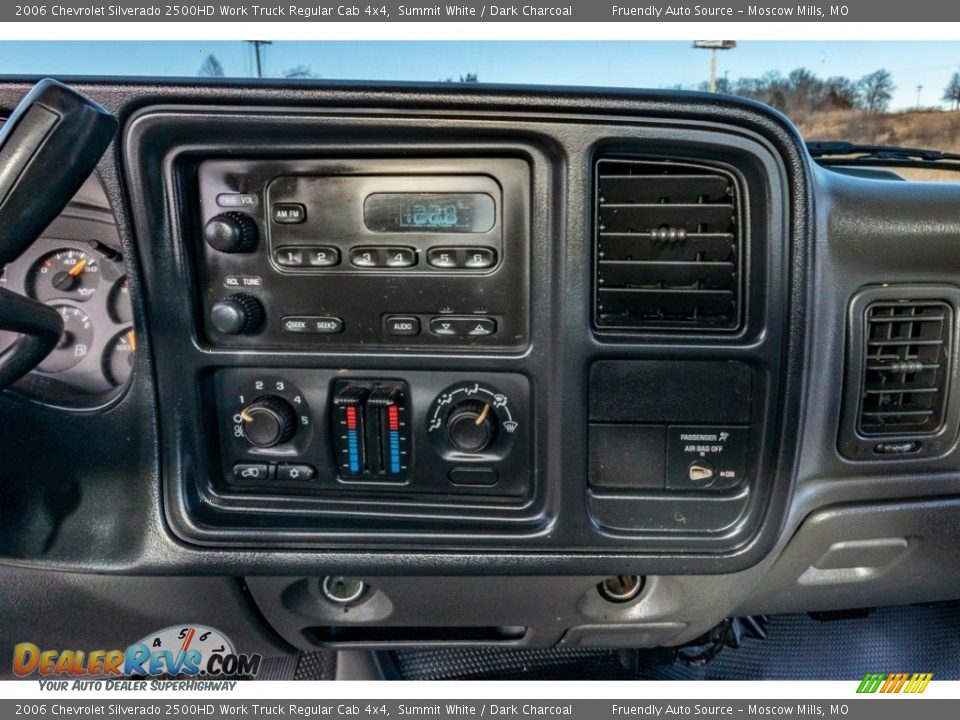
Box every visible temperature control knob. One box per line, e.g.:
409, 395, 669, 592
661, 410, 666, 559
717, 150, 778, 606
210, 294, 263, 335
204, 212, 258, 253
240, 395, 297, 448
445, 400, 497, 454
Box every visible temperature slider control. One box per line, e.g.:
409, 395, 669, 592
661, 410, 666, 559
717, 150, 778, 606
333, 380, 411, 481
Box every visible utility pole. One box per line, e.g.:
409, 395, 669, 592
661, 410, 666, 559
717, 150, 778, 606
693, 41, 737, 93
246, 40, 272, 78
916, 84, 924, 109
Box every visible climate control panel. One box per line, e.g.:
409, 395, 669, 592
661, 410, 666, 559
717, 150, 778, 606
212, 369, 532, 500
194, 158, 531, 351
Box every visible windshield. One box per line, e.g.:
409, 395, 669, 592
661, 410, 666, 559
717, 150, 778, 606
3, 40, 959, 163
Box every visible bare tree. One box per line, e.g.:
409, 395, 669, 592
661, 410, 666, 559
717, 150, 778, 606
943, 72, 960, 111
822, 76, 859, 110
199, 55, 225, 78
284, 65, 318, 79
859, 69, 895, 113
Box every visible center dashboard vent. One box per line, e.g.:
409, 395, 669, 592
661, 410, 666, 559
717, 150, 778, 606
594, 158, 743, 332
858, 300, 953, 436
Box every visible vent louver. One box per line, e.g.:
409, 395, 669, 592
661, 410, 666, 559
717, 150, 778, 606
594, 159, 742, 332
857, 301, 953, 436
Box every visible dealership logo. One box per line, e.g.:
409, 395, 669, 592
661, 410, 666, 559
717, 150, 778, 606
856, 672, 933, 694
13, 624, 261, 678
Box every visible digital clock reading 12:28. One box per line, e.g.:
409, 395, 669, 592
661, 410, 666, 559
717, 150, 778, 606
363, 193, 496, 233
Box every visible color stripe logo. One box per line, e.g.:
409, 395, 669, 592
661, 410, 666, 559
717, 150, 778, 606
857, 672, 933, 694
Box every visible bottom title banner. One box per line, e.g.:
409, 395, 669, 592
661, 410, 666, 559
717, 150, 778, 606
3, 701, 958, 720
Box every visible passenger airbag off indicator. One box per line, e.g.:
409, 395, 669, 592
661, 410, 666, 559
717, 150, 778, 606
666, 426, 749, 490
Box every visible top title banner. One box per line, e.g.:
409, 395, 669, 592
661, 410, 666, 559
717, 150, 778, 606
1, 1, 947, 22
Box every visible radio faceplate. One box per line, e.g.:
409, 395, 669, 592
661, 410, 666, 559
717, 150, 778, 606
195, 158, 531, 351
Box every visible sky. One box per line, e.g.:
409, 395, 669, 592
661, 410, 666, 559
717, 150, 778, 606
0, 40, 958, 111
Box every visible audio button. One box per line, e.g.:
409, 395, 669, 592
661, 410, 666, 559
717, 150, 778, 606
385, 315, 421, 336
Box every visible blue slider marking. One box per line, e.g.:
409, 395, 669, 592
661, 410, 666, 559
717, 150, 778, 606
390, 431, 401, 474
348, 430, 359, 473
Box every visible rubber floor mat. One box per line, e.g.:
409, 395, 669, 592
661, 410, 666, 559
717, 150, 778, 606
294, 650, 338, 680
389, 602, 960, 680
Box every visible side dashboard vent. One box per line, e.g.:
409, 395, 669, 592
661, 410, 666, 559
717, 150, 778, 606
594, 159, 743, 332
858, 300, 953, 436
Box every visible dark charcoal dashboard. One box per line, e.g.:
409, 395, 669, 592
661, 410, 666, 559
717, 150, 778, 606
0, 79, 957, 656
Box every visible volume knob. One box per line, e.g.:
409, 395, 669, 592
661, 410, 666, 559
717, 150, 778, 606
241, 395, 297, 448
204, 212, 258, 253
210, 294, 263, 335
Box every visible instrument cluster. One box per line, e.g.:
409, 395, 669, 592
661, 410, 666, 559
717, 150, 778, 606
0, 175, 133, 404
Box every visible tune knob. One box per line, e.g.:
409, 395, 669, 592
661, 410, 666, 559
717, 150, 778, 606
204, 212, 258, 253
210, 294, 263, 335
445, 400, 497, 454
240, 395, 297, 448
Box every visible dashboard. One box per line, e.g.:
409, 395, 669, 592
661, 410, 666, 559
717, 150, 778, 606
0, 79, 957, 659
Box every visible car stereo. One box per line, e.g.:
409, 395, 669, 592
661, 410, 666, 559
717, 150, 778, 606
194, 157, 531, 351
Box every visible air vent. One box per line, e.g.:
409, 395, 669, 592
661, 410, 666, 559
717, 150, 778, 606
858, 300, 953, 436
594, 159, 742, 332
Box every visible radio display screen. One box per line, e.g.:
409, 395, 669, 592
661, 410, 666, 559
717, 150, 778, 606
364, 193, 496, 233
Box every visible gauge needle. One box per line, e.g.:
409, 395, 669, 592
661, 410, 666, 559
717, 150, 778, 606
475, 402, 491, 426
67, 258, 88, 277
126, 330, 136, 352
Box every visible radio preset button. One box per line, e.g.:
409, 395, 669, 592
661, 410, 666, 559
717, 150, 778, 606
307, 247, 340, 267
384, 247, 417, 268
427, 248, 458, 269
384, 315, 421, 336
272, 203, 307, 224
350, 247, 380, 267
274, 247, 305, 267
464, 247, 497, 269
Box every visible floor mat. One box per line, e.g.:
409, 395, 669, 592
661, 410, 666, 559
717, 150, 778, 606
390, 602, 960, 681
293, 650, 338, 680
